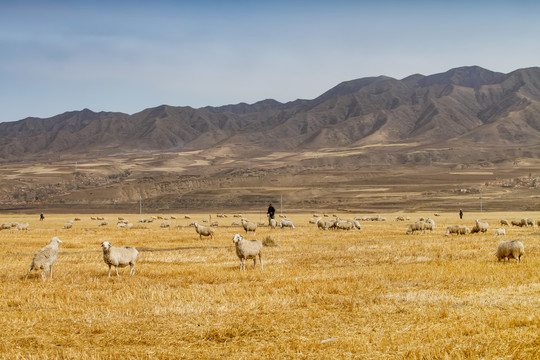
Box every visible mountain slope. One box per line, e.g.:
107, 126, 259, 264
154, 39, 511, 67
1, 66, 539, 161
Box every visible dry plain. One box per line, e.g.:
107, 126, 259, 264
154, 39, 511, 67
0, 211, 538, 359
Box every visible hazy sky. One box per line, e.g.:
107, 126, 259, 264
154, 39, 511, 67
1, 0, 539, 122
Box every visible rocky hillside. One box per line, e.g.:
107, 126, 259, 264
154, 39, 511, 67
1, 66, 539, 161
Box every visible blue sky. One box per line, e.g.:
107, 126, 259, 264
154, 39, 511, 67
1, 0, 539, 122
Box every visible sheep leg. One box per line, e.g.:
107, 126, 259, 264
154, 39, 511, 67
41, 269, 46, 281
24, 266, 33, 281
259, 255, 263, 270
253, 258, 256, 269
108, 265, 112, 277
50, 264, 53, 280
130, 264, 135, 276
239, 259, 245, 271
115, 266, 120, 277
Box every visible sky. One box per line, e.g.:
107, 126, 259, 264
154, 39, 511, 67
1, 0, 539, 123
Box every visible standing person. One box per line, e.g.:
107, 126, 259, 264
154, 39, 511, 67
267, 203, 276, 226
459, 209, 463, 220
40, 212, 45, 221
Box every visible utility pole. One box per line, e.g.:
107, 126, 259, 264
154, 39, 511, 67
479, 189, 483, 213
280, 193, 283, 215
139, 196, 142, 215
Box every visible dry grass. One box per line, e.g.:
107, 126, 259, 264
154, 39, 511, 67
0, 212, 538, 359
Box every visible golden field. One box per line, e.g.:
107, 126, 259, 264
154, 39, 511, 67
0, 212, 538, 359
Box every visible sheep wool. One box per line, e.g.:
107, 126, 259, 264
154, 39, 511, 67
101, 241, 139, 277
25, 237, 62, 281
232, 234, 263, 271
495, 240, 524, 263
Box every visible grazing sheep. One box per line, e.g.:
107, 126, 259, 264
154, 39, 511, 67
494, 228, 506, 237
352, 220, 362, 230
25, 237, 62, 281
269, 218, 277, 229
335, 220, 354, 230
394, 216, 405, 221
406, 221, 426, 235
459, 226, 470, 235
511, 219, 526, 227
1, 223, 11, 230
425, 218, 436, 232
193, 221, 215, 240
241, 218, 258, 236
184, 215, 191, 219
500, 219, 510, 226
160, 221, 170, 228
317, 218, 328, 230
231, 221, 241, 226
525, 218, 535, 228
211, 221, 220, 227
445, 225, 470, 236
16, 222, 29, 231
232, 234, 263, 271
309, 217, 321, 224
279, 219, 295, 229
101, 241, 139, 277
445, 225, 460, 236
170, 215, 177, 220
62, 222, 73, 229
495, 240, 524, 263
99, 221, 108, 227
471, 219, 489, 234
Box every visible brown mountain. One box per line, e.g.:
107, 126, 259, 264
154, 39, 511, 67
1, 66, 539, 162
2, 66, 540, 213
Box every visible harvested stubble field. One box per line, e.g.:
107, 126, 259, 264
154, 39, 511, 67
0, 212, 538, 359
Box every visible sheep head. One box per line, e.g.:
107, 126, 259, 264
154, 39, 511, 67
232, 234, 244, 244
101, 241, 111, 250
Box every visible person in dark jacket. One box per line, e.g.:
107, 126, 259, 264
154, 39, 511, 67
267, 203, 276, 225
459, 209, 463, 220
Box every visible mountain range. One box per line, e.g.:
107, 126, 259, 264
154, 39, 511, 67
1, 65, 540, 162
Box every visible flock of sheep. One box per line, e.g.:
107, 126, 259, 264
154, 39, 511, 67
19, 212, 532, 281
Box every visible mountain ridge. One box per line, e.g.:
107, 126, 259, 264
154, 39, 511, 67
1, 66, 540, 162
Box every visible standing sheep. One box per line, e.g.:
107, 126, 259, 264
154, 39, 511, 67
495, 240, 524, 263
241, 218, 258, 236
406, 221, 426, 235
193, 221, 215, 240
280, 219, 295, 229
24, 237, 62, 281
500, 219, 510, 226
471, 219, 489, 234
101, 241, 139, 277
232, 234, 263, 271
493, 228, 506, 237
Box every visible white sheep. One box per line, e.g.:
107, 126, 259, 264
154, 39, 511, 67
500, 219, 510, 226
495, 240, 524, 263
511, 219, 527, 227
232, 234, 263, 271
160, 221, 170, 228
494, 228, 506, 237
16, 222, 29, 231
406, 221, 426, 235
193, 221, 215, 240
241, 218, 258, 236
270, 218, 277, 229
25, 237, 62, 281
525, 218, 535, 228
471, 219, 489, 234
425, 218, 436, 232
63, 222, 73, 229
279, 219, 295, 229
317, 218, 328, 230
101, 241, 139, 277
